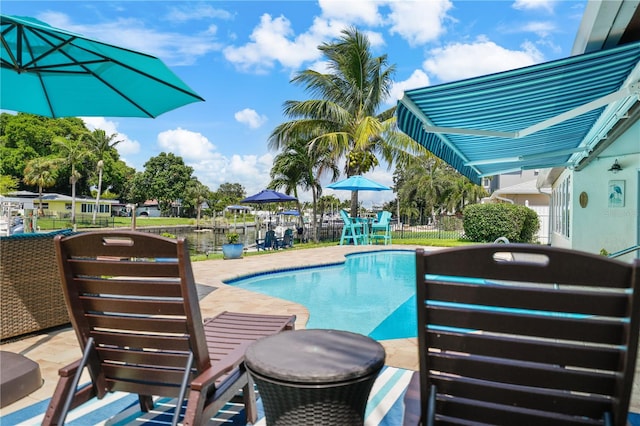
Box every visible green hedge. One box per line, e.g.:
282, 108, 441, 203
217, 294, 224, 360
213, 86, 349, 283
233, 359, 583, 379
463, 203, 539, 243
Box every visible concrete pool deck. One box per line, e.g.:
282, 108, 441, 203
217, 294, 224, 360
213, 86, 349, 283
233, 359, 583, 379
2, 243, 639, 417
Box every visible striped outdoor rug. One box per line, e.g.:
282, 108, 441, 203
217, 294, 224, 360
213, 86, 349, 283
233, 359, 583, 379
2, 366, 413, 425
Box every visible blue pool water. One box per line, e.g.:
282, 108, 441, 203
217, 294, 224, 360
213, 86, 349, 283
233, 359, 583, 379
226, 250, 417, 340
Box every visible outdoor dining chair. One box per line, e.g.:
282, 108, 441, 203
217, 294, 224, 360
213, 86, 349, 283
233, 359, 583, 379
43, 231, 295, 426
339, 209, 366, 245
405, 244, 640, 426
370, 211, 392, 245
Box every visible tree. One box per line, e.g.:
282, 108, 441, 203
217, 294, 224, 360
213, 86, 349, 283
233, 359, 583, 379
1, 114, 87, 189
269, 136, 338, 242
216, 183, 246, 203
138, 153, 194, 213
53, 136, 89, 227
84, 129, 123, 224
270, 27, 418, 217
23, 157, 58, 214
184, 178, 211, 227
0, 175, 19, 195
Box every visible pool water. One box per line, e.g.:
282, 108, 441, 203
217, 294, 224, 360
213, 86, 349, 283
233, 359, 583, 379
226, 250, 417, 340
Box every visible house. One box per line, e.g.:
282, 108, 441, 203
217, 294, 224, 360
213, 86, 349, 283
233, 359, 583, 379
0, 191, 117, 219
397, 0, 640, 261
539, 0, 640, 259
482, 179, 551, 244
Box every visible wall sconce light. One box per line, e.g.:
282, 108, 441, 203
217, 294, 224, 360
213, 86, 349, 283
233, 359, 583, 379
608, 159, 622, 173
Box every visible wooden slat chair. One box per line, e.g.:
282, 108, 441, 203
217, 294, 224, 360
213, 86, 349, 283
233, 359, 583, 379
43, 231, 295, 426
405, 244, 640, 426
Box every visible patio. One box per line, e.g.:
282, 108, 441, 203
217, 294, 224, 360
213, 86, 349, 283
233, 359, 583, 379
1, 244, 638, 423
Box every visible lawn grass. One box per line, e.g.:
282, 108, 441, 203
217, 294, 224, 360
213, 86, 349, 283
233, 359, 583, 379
190, 237, 472, 262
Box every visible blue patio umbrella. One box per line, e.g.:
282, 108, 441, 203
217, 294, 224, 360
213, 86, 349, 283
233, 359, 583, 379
279, 210, 300, 216
1, 14, 204, 118
241, 189, 297, 204
327, 175, 391, 192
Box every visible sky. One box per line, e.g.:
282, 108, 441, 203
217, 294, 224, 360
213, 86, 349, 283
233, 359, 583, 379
1, 0, 587, 207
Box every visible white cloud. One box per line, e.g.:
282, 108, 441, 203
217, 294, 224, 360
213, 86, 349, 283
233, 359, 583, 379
386, 0, 453, 46
318, 0, 382, 26
388, 70, 431, 105
153, 128, 275, 195
423, 39, 543, 82
81, 117, 141, 164
234, 108, 268, 129
164, 4, 233, 22
512, 0, 555, 13
157, 128, 218, 161
221, 0, 394, 74
36, 11, 219, 66
503, 20, 557, 38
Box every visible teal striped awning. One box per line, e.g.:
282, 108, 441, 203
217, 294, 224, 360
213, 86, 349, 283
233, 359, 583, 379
397, 41, 640, 184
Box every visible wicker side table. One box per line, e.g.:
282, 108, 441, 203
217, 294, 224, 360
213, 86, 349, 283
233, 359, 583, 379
0, 231, 72, 340
245, 329, 385, 426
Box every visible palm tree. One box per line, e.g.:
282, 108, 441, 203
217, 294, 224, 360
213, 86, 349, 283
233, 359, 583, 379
54, 136, 88, 228
185, 178, 210, 228
270, 27, 418, 217
269, 135, 339, 242
23, 157, 58, 214
84, 129, 123, 224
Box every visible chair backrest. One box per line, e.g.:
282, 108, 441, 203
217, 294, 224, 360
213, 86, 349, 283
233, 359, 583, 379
265, 230, 276, 246
339, 209, 352, 224
415, 244, 640, 426
282, 229, 293, 247
376, 211, 390, 223
54, 231, 210, 398
374, 211, 391, 227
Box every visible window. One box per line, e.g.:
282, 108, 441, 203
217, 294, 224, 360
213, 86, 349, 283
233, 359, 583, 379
81, 203, 111, 213
551, 175, 570, 238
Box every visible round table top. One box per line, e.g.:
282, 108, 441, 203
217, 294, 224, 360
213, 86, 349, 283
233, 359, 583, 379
245, 329, 385, 385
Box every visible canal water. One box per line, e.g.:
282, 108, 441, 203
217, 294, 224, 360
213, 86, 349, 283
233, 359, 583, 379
172, 227, 260, 255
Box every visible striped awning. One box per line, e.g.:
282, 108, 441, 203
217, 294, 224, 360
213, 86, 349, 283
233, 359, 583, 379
397, 41, 640, 184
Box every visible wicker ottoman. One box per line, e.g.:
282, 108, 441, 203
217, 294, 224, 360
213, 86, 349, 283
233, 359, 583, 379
245, 329, 385, 426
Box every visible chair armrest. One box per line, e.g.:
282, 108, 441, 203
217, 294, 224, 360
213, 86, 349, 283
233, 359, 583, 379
58, 360, 82, 377
190, 341, 252, 391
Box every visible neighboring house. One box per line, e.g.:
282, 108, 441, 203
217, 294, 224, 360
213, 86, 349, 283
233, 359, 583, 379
482, 179, 551, 244
482, 169, 541, 194
397, 0, 640, 262
0, 191, 117, 218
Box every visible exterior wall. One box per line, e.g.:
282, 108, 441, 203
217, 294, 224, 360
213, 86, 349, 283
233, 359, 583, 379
568, 119, 640, 261
487, 169, 540, 193
550, 169, 572, 250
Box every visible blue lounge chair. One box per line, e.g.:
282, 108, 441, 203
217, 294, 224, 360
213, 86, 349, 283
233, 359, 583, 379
277, 229, 294, 249
370, 211, 392, 245
256, 230, 277, 251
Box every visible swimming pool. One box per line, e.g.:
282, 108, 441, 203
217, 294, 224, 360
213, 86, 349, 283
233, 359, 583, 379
225, 250, 418, 340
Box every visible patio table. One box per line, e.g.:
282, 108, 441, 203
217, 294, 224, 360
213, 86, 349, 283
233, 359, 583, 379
245, 329, 385, 425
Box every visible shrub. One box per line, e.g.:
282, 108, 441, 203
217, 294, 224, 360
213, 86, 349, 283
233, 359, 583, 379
517, 205, 540, 243
225, 232, 240, 244
463, 203, 529, 243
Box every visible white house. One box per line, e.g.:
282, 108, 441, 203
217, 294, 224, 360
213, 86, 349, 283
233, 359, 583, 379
396, 0, 640, 262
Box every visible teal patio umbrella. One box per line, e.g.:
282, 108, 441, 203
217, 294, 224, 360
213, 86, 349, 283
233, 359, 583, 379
327, 175, 390, 217
0, 14, 204, 118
